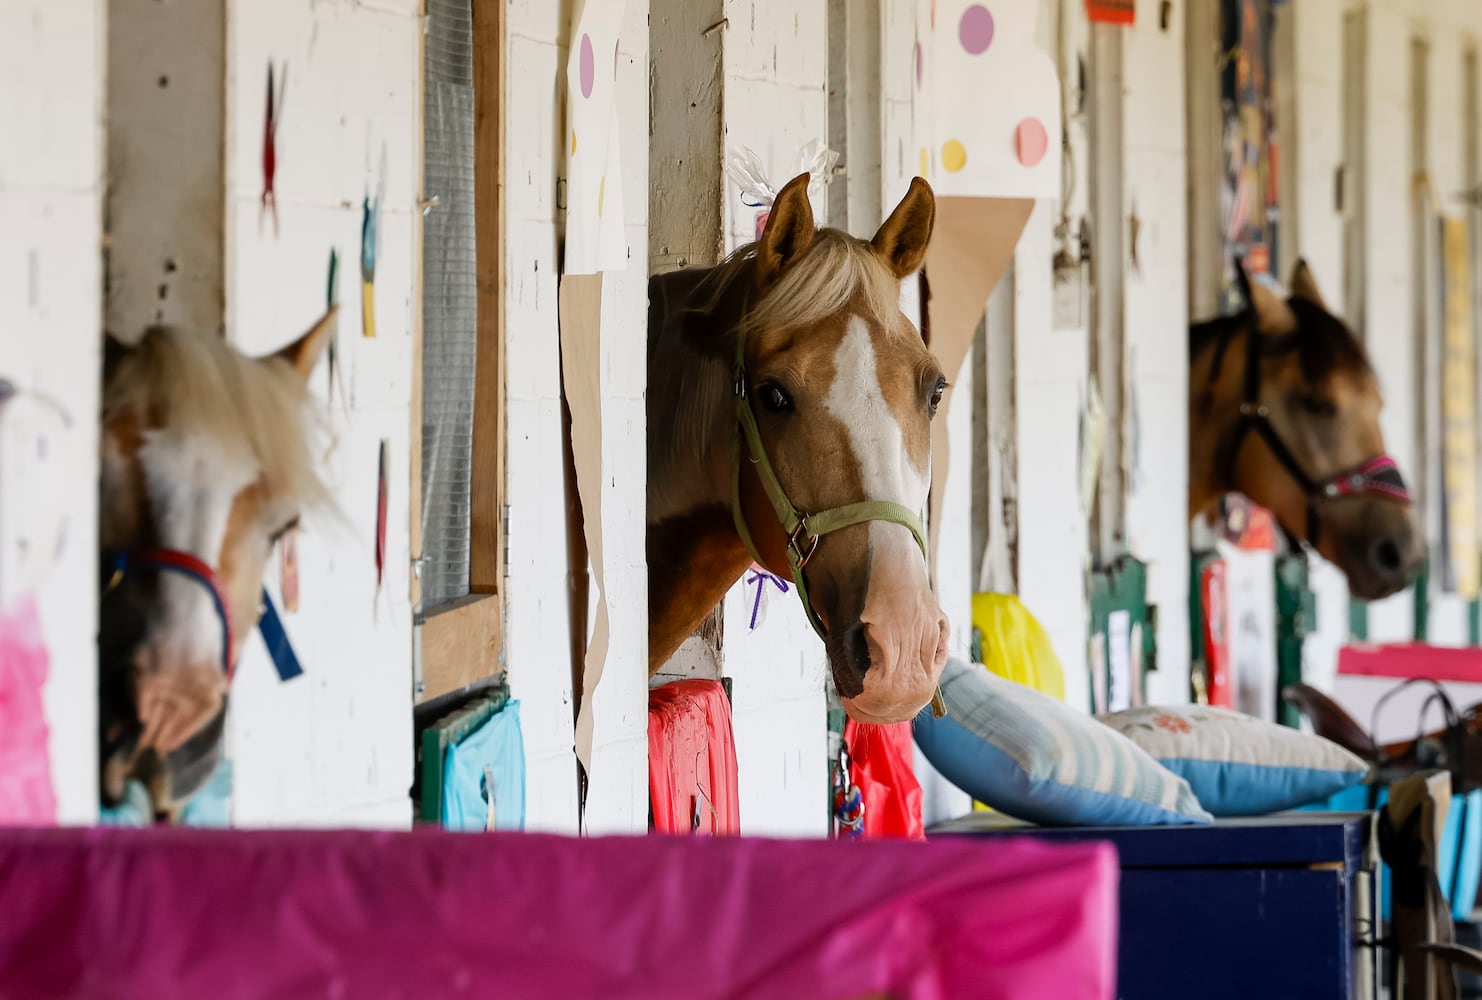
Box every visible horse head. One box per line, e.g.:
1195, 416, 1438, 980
1191, 260, 1423, 600
98, 311, 333, 815
645, 173, 947, 723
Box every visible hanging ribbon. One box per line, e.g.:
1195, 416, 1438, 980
374, 439, 388, 616
360, 196, 378, 338
260, 61, 286, 237
744, 566, 790, 632
325, 247, 344, 408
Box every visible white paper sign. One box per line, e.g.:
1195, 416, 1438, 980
564, 0, 628, 274
913, 0, 1062, 199
1107, 609, 1132, 712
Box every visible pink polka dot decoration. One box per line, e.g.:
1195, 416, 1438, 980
959, 5, 994, 55
1016, 118, 1049, 167
914, 41, 923, 89
579, 34, 595, 98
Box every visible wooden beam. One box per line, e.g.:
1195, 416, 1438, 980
470, 0, 506, 598
418, 594, 505, 704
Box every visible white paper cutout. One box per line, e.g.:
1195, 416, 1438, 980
913, 0, 1062, 199
565, 0, 628, 275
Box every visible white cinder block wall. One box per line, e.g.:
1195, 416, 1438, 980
225, 0, 420, 828
0, 0, 106, 825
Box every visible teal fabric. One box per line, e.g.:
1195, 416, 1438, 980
913, 658, 1211, 827
100, 758, 233, 827
442, 699, 526, 832
1313, 784, 1482, 923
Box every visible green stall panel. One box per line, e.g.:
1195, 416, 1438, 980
1088, 556, 1154, 715
1274, 553, 1315, 728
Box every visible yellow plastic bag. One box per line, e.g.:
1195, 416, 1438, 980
969, 593, 1066, 812
971, 593, 1066, 702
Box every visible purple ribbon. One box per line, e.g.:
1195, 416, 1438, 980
745, 567, 790, 631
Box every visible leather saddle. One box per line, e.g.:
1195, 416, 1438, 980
1283, 681, 1482, 794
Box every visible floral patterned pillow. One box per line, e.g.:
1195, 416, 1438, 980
1097, 705, 1371, 816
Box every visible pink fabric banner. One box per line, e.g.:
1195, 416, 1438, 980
0, 826, 1117, 999
0, 596, 57, 826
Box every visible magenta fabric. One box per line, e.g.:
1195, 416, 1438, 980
0, 596, 57, 826
0, 826, 1117, 1000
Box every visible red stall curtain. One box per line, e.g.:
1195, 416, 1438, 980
649, 679, 740, 834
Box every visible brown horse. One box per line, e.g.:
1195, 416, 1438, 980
99, 311, 334, 814
1189, 260, 1423, 600
647, 174, 948, 724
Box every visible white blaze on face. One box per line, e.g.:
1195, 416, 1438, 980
822, 316, 932, 575
136, 428, 257, 668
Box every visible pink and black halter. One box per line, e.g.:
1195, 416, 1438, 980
1215, 289, 1411, 549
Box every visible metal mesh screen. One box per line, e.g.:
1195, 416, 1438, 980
420, 0, 478, 606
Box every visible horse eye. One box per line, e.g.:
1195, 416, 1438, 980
928, 378, 947, 414
758, 383, 792, 414
1297, 394, 1337, 418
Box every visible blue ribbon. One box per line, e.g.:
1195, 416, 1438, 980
257, 588, 304, 681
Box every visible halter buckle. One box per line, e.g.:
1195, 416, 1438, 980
789, 519, 820, 569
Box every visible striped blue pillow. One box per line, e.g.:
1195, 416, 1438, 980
914, 657, 1212, 826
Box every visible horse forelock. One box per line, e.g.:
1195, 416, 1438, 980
103, 326, 328, 511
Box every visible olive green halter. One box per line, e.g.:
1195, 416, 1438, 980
729, 315, 947, 717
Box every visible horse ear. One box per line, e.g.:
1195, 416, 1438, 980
103, 331, 131, 376
1289, 258, 1329, 310
269, 306, 338, 380
871, 177, 935, 279
1237, 258, 1298, 335
756, 173, 816, 288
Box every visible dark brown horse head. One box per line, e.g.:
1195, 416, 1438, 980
647, 175, 948, 724
99, 311, 333, 814
1191, 260, 1423, 600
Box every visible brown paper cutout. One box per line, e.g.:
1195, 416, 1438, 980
922, 196, 1034, 582
558, 273, 609, 775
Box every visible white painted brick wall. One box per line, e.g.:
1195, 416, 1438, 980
224, 0, 421, 828
504, 0, 652, 835
0, 0, 106, 825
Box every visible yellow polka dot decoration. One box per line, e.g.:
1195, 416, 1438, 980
941, 139, 967, 173
571, 129, 578, 156
918, 147, 929, 178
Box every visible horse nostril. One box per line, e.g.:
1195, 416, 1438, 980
850, 624, 872, 678
1370, 538, 1403, 575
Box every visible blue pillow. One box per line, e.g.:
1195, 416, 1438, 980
914, 658, 1212, 827
1097, 705, 1370, 816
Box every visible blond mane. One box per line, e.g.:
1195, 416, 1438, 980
701, 229, 906, 339
104, 327, 328, 508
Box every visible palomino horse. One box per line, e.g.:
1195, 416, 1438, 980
1189, 259, 1423, 600
647, 173, 949, 724
99, 311, 335, 814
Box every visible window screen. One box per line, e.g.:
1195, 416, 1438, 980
421, 0, 479, 607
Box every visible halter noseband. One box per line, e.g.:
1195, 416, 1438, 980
105, 549, 302, 683
729, 309, 947, 717
1221, 313, 1411, 549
